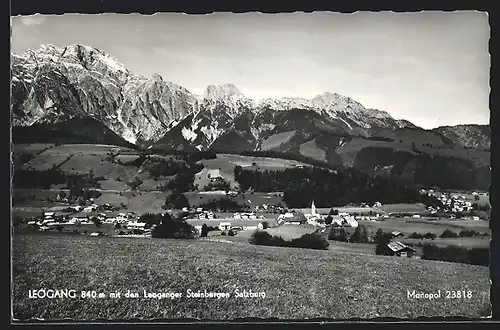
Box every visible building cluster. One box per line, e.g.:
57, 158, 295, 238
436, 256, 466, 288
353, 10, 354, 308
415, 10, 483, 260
426, 194, 473, 214
27, 209, 147, 231
299, 201, 359, 228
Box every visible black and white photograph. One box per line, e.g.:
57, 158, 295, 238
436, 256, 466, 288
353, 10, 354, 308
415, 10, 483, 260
11, 11, 491, 321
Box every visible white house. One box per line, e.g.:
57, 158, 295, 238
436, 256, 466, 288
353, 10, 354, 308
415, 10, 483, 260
127, 222, 147, 229
83, 206, 94, 213
218, 222, 232, 231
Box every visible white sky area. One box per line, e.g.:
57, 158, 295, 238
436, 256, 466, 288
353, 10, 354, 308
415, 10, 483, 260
11, 12, 490, 129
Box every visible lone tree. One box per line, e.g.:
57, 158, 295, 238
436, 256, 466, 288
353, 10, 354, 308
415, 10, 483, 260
325, 215, 333, 225
375, 233, 394, 255
91, 217, 102, 228
200, 224, 209, 237
373, 228, 385, 244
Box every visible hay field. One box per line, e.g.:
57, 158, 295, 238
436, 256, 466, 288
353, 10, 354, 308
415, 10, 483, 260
12, 234, 490, 320
260, 130, 296, 151
299, 139, 327, 162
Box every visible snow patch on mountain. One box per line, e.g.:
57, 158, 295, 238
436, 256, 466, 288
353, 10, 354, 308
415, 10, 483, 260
181, 126, 198, 142
200, 125, 224, 146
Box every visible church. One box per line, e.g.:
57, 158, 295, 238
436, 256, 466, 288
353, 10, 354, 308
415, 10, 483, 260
305, 200, 359, 228
305, 200, 326, 226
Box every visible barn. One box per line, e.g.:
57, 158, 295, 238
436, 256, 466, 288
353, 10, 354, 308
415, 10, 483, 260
384, 241, 417, 258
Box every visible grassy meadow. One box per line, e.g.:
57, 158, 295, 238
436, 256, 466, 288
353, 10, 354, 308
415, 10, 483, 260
13, 234, 490, 320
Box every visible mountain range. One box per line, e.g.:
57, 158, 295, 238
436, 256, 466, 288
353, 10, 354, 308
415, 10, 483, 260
10, 44, 491, 190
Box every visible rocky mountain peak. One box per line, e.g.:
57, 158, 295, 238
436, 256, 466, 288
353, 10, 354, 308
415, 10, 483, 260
203, 83, 244, 100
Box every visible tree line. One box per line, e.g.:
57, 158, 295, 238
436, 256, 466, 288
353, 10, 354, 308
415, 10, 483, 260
234, 165, 430, 208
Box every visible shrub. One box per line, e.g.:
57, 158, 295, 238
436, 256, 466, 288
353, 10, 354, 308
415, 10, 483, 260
228, 230, 237, 236
459, 229, 478, 237
261, 221, 269, 229
423, 232, 437, 240
249, 230, 286, 247
409, 232, 424, 239
440, 229, 458, 238
249, 231, 328, 250
221, 231, 227, 236
90, 217, 102, 228
114, 223, 122, 229
288, 233, 329, 250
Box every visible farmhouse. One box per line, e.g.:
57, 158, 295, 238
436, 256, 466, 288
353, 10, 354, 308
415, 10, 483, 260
384, 241, 417, 258
218, 222, 232, 231
207, 169, 224, 182
127, 222, 147, 229
279, 212, 307, 225
391, 231, 405, 238
44, 212, 55, 219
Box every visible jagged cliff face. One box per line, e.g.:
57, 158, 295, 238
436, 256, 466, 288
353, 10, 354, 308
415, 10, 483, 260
11, 44, 489, 154
11, 44, 199, 145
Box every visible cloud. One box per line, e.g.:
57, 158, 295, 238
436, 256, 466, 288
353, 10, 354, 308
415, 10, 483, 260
19, 16, 47, 26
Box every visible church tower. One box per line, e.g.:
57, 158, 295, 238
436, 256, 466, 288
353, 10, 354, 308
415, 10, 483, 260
311, 200, 317, 216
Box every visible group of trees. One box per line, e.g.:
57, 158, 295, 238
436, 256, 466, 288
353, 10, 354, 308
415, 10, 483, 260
439, 229, 487, 239
151, 213, 196, 239
409, 232, 437, 239
249, 230, 329, 250
163, 191, 190, 210
328, 225, 370, 243
234, 165, 424, 208
14, 167, 67, 189
204, 179, 231, 192
198, 197, 246, 212
13, 167, 104, 203
422, 244, 489, 266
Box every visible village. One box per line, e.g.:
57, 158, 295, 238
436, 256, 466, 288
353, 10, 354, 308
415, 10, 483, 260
16, 189, 489, 260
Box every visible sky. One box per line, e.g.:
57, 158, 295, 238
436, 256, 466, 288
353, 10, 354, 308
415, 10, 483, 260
11, 12, 490, 129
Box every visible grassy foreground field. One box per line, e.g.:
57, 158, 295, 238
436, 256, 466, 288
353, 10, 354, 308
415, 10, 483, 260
13, 234, 490, 320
